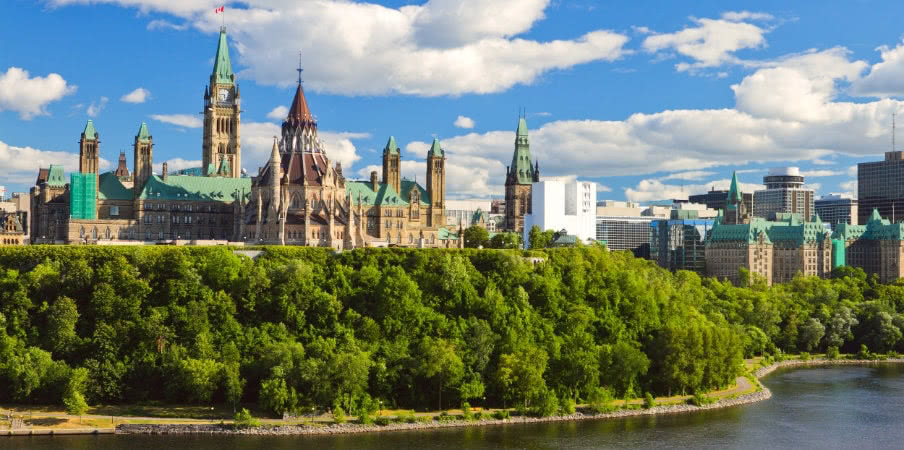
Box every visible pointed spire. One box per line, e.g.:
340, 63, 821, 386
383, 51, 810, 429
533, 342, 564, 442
428, 138, 443, 157
270, 136, 280, 164
384, 136, 400, 155
287, 82, 313, 123
727, 171, 742, 204
869, 208, 882, 223
137, 122, 150, 142
212, 28, 234, 84
516, 117, 528, 137
82, 120, 97, 141
509, 115, 533, 185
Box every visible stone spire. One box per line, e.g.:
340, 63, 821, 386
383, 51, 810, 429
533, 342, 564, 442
509, 117, 534, 185
212, 28, 234, 85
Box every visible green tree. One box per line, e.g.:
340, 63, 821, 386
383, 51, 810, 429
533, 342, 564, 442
463, 226, 490, 248
527, 226, 554, 249
45, 296, 80, 355
489, 232, 522, 249
798, 318, 825, 352
63, 367, 89, 417
496, 347, 548, 409
419, 337, 464, 410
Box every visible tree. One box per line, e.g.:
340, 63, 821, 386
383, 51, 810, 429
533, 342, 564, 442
496, 347, 548, 409
45, 296, 80, 355
223, 363, 245, 413
63, 367, 89, 417
463, 226, 489, 248
419, 337, 464, 411
825, 306, 858, 348
798, 318, 825, 352
489, 232, 522, 249
527, 226, 554, 249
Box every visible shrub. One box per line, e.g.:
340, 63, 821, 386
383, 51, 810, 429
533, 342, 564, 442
533, 389, 559, 417
234, 408, 260, 428
857, 344, 873, 360
826, 346, 840, 360
461, 401, 473, 421
492, 410, 510, 420
359, 412, 374, 425
474, 411, 487, 421
397, 410, 417, 423
435, 411, 458, 422
332, 406, 346, 424
560, 397, 576, 415
374, 416, 391, 426
587, 387, 615, 414
643, 393, 656, 409
799, 352, 810, 361
415, 415, 432, 424
687, 393, 713, 407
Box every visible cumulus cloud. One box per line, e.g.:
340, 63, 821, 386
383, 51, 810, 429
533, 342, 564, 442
0, 67, 76, 119
153, 158, 201, 173
851, 42, 904, 98
49, 0, 628, 96
625, 178, 764, 202
266, 105, 288, 120
86, 96, 109, 117
147, 19, 188, 31
800, 169, 842, 177
150, 113, 202, 128
453, 115, 475, 129
840, 180, 857, 197
721, 11, 774, 22
661, 170, 716, 181
121, 87, 151, 103
642, 13, 771, 72
0, 139, 109, 184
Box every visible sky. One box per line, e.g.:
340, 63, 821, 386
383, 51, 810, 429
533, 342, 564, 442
3, 1, 904, 203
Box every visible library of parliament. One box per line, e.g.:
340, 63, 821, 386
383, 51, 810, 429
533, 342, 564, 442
30, 28, 459, 248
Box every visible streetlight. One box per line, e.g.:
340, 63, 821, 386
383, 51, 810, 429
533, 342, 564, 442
379, 400, 383, 417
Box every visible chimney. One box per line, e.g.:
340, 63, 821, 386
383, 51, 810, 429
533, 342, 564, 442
370, 170, 379, 191
162, 162, 168, 181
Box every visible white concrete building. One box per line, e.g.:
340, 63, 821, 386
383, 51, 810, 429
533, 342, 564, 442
523, 179, 596, 246
445, 199, 492, 228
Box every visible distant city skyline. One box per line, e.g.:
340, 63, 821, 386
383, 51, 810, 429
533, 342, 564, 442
3, 1, 904, 201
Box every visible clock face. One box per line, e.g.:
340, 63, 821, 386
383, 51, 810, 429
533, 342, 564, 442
218, 88, 229, 102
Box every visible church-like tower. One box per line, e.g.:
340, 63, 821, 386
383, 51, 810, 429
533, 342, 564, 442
504, 116, 539, 232
382, 136, 401, 194
79, 119, 100, 176
723, 171, 749, 225
202, 27, 241, 178
133, 122, 153, 194
426, 138, 446, 227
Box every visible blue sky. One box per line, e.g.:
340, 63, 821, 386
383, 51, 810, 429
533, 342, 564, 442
3, 1, 904, 202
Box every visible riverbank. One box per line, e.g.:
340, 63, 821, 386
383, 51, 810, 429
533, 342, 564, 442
115, 357, 904, 436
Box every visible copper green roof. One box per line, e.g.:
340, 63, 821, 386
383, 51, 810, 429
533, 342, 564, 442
47, 165, 67, 187
708, 218, 773, 244
384, 136, 399, 155
217, 158, 230, 175
82, 120, 97, 141
831, 223, 866, 242
726, 171, 742, 208
346, 179, 430, 206
428, 138, 443, 157
510, 117, 534, 184
212, 28, 234, 85
97, 172, 133, 200
438, 227, 459, 240
137, 122, 151, 143
138, 174, 250, 202
708, 215, 831, 246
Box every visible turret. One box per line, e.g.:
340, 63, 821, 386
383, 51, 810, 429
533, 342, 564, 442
426, 138, 446, 227
133, 122, 153, 193
382, 136, 401, 194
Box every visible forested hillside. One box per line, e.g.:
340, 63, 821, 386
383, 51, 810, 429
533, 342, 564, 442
0, 246, 900, 416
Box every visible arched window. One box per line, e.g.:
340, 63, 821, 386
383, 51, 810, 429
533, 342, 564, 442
104, 228, 111, 239
409, 234, 413, 244
79, 226, 85, 238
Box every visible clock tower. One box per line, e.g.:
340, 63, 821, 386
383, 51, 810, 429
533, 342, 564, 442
202, 27, 241, 178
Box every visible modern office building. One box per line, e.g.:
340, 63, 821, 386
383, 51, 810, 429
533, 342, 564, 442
523, 179, 596, 247
815, 194, 858, 229
689, 187, 753, 214
858, 150, 904, 225
753, 167, 815, 220
650, 209, 715, 274
446, 199, 492, 228
596, 216, 656, 257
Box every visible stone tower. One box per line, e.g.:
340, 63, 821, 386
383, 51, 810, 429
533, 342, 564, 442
133, 122, 153, 194
426, 138, 446, 227
78, 119, 100, 176
382, 136, 401, 194
202, 27, 241, 178
723, 171, 749, 225
504, 116, 539, 232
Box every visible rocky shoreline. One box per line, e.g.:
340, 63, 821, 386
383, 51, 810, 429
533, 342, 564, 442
114, 357, 904, 436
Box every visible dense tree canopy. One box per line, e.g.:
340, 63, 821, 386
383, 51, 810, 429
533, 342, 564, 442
0, 246, 901, 415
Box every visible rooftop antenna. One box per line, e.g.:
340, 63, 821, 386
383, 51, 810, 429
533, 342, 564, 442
894, 112, 897, 152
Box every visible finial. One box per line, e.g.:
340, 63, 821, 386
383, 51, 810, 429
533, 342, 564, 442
297, 51, 304, 85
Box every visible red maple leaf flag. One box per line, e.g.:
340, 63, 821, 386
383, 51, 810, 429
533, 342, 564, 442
215, 6, 225, 13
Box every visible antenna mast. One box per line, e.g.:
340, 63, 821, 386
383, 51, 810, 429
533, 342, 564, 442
297, 52, 304, 85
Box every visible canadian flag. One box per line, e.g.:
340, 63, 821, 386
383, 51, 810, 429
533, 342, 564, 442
215, 6, 225, 13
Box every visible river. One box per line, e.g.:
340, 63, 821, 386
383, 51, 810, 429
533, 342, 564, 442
6, 365, 904, 449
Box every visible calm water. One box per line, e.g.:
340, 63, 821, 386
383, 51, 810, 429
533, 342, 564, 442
6, 365, 904, 449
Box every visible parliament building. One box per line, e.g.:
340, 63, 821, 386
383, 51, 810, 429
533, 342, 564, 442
30, 28, 457, 248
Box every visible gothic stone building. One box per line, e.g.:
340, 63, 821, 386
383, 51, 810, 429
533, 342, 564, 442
833, 209, 904, 283
243, 76, 456, 248
504, 117, 540, 232
705, 172, 832, 286
30, 28, 455, 248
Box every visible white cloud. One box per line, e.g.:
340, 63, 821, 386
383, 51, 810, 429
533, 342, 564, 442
239, 121, 366, 175
800, 169, 842, 177
454, 115, 475, 129
847, 165, 858, 177
147, 19, 188, 31
0, 67, 76, 119
642, 14, 770, 72
661, 170, 716, 181
840, 180, 857, 196
0, 139, 109, 184
50, 0, 629, 96
721, 11, 774, 22
150, 113, 202, 128
851, 42, 904, 98
153, 158, 201, 173
625, 178, 764, 202
266, 105, 288, 120
121, 87, 151, 103
86, 96, 109, 117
